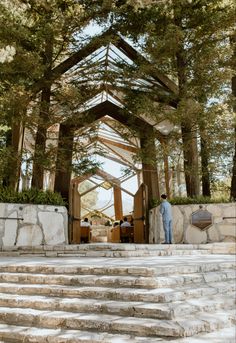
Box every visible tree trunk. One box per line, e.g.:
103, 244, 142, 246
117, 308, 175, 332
181, 121, 200, 197
161, 140, 171, 198
230, 126, 236, 201
31, 31, 53, 189
174, 5, 200, 197
140, 128, 160, 206
31, 86, 51, 189
230, 34, 236, 200
54, 123, 74, 205
200, 128, 211, 197
2, 122, 24, 189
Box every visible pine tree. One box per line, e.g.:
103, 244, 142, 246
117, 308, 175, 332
0, 0, 112, 189
111, 0, 235, 197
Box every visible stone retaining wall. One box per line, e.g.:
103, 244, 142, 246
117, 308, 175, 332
0, 203, 68, 246
149, 203, 236, 244
1, 202, 234, 246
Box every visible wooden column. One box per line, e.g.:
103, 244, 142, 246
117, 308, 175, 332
142, 163, 160, 204
54, 123, 74, 205
137, 170, 142, 187
113, 184, 123, 220
69, 182, 81, 243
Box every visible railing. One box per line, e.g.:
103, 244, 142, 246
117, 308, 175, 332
0, 217, 23, 220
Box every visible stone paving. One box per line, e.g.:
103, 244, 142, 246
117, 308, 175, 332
0, 245, 235, 342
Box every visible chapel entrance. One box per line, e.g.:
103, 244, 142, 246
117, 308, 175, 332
69, 169, 148, 244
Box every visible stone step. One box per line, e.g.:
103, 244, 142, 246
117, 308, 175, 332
0, 323, 165, 343
1, 242, 235, 252
0, 280, 234, 303
0, 307, 234, 338
0, 269, 235, 289
165, 327, 236, 343
1, 242, 235, 257
0, 250, 214, 257
0, 250, 213, 258
0, 272, 157, 289
0, 261, 234, 277
0, 324, 235, 343
0, 292, 234, 320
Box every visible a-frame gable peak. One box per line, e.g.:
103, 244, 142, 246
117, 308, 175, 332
31, 28, 178, 97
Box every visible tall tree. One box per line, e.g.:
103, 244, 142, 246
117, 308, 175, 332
0, 0, 41, 187
0, 0, 113, 189
112, 0, 235, 197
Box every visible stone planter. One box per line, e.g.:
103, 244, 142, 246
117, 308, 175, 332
0, 203, 68, 246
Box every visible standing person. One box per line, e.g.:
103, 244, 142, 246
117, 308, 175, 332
159, 194, 173, 244
120, 217, 131, 228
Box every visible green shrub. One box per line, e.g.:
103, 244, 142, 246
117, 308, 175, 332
151, 195, 231, 208
0, 187, 65, 206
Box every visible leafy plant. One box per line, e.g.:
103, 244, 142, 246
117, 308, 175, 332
151, 196, 231, 208
0, 187, 65, 206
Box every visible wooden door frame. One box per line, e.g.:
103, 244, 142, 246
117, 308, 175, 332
69, 169, 129, 244
133, 183, 148, 243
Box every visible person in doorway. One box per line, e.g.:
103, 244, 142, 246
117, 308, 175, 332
81, 217, 90, 227
159, 194, 173, 244
80, 218, 91, 243
120, 217, 131, 243
120, 217, 131, 228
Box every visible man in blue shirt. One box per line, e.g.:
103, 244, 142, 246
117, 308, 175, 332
159, 194, 173, 244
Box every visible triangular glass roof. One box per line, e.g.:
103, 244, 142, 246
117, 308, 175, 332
65, 42, 169, 93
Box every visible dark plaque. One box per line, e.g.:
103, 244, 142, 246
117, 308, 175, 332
191, 207, 212, 230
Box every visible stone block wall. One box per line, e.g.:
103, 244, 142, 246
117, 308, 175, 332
0, 203, 68, 246
149, 203, 236, 244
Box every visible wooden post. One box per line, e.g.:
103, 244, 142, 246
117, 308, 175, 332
137, 170, 142, 187
69, 182, 81, 244
113, 184, 123, 220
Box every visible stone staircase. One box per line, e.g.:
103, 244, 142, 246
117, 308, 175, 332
0, 249, 235, 342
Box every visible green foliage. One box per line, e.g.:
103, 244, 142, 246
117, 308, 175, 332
211, 178, 231, 199
0, 187, 65, 206
72, 158, 101, 177
151, 195, 231, 208
112, 0, 235, 197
